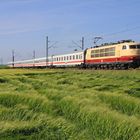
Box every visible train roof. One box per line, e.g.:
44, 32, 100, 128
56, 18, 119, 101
8, 51, 84, 64
92, 40, 136, 48
52, 51, 83, 57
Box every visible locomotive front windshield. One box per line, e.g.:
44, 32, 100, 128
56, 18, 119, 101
129, 45, 140, 49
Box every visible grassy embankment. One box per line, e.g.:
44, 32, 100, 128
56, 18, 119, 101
0, 69, 140, 140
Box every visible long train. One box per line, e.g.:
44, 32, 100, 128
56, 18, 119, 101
8, 40, 140, 69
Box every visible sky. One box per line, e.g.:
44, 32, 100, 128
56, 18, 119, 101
0, 0, 140, 63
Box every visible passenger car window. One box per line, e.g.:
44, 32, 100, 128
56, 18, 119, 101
73, 55, 75, 60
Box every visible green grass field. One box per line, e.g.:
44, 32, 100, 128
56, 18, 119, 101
0, 69, 140, 140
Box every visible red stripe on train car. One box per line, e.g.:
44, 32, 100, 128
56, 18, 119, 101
86, 55, 140, 64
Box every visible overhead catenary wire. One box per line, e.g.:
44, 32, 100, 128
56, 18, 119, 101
82, 25, 140, 40
102, 25, 140, 38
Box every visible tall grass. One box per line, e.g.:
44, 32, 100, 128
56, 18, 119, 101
0, 69, 140, 139
58, 96, 140, 140
98, 93, 140, 116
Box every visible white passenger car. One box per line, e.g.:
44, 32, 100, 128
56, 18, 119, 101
8, 51, 84, 68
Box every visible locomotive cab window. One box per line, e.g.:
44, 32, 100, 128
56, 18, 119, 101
122, 45, 126, 50
130, 45, 140, 49
130, 45, 137, 49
